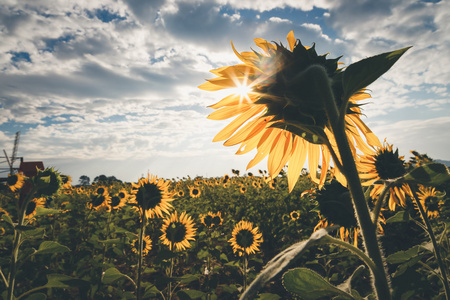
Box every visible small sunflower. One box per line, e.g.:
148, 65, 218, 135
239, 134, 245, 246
60, 175, 72, 189
95, 185, 109, 197
177, 190, 185, 197
109, 193, 127, 210
25, 197, 46, 219
229, 220, 263, 256
6, 173, 25, 192
129, 173, 174, 219
240, 185, 247, 194
199, 31, 380, 192
160, 211, 197, 251
357, 141, 412, 211
416, 185, 443, 219
201, 211, 223, 228
290, 211, 300, 221
132, 235, 153, 256
189, 186, 201, 198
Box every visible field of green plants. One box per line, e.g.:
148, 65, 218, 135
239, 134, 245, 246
1, 158, 449, 299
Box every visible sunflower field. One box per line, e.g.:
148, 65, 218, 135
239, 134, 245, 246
1, 156, 450, 300
2, 31, 450, 300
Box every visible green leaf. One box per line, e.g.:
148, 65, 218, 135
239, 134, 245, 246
343, 46, 411, 100
102, 267, 127, 284
34, 241, 70, 255
44, 274, 89, 289
1, 213, 14, 226
282, 268, 354, 300
240, 228, 335, 300
337, 265, 366, 294
24, 293, 47, 300
15, 225, 36, 231
177, 289, 205, 300
256, 293, 281, 300
178, 274, 200, 284
385, 211, 410, 223
98, 238, 122, 244
35, 207, 62, 216
404, 163, 450, 185
386, 245, 422, 264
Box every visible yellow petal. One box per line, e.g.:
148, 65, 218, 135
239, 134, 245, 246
207, 104, 251, 120
213, 105, 263, 142
267, 131, 292, 177
287, 137, 307, 192
246, 128, 277, 169
308, 143, 320, 184
287, 30, 296, 52
254, 38, 276, 55
224, 112, 267, 146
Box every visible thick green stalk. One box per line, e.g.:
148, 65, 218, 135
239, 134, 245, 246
7, 187, 37, 300
311, 65, 391, 299
411, 186, 449, 299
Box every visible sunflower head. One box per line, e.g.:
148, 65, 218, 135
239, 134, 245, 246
290, 210, 300, 221
25, 197, 46, 219
89, 194, 111, 211
34, 167, 63, 197
160, 211, 197, 251
228, 220, 263, 256
201, 211, 223, 228
416, 185, 444, 219
60, 174, 72, 189
358, 141, 412, 210
6, 173, 26, 192
132, 235, 153, 256
130, 173, 174, 219
189, 186, 201, 198
314, 180, 357, 228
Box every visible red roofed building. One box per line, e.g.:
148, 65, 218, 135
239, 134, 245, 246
19, 161, 44, 177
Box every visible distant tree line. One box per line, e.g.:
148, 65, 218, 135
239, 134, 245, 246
78, 174, 122, 186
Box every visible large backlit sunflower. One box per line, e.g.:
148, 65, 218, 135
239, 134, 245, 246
129, 173, 174, 219
229, 220, 263, 256
415, 185, 443, 219
160, 211, 196, 251
25, 197, 46, 219
6, 173, 25, 192
199, 31, 380, 192
357, 141, 412, 211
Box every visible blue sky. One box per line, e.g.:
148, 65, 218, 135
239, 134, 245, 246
1, 0, 449, 183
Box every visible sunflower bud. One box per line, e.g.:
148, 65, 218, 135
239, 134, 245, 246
33, 167, 62, 197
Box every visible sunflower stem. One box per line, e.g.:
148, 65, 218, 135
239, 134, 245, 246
314, 65, 391, 300
136, 213, 147, 300
7, 185, 38, 300
410, 186, 450, 299
372, 182, 393, 226
242, 254, 248, 293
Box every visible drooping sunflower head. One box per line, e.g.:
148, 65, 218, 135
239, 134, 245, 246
34, 167, 63, 197
189, 186, 201, 198
89, 194, 111, 212
25, 197, 46, 219
160, 211, 197, 251
228, 220, 263, 256
60, 174, 72, 189
199, 31, 380, 192
201, 211, 223, 228
416, 185, 444, 219
314, 180, 357, 228
132, 235, 153, 256
130, 173, 174, 219
109, 194, 127, 211
6, 173, 26, 192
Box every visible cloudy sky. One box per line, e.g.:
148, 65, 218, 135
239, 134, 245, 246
1, 0, 449, 184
